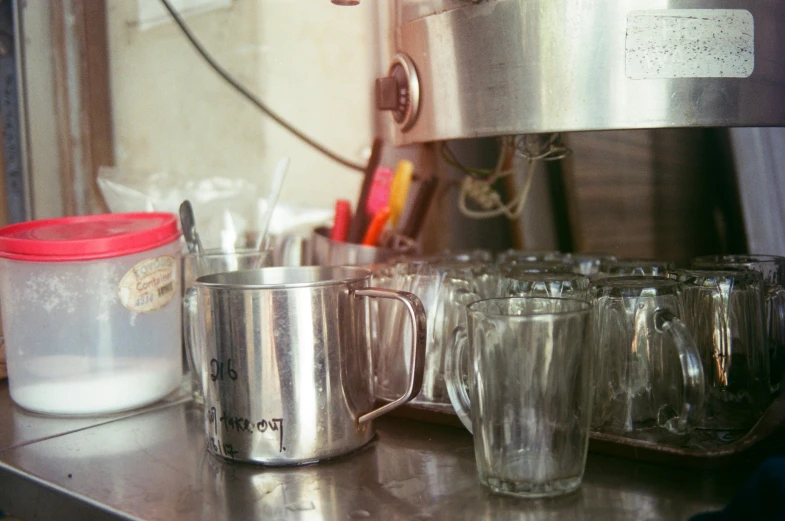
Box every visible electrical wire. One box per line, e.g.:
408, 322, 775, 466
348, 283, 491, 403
157, 0, 366, 172
457, 134, 571, 220
441, 141, 514, 180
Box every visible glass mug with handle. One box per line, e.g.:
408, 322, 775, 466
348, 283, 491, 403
692, 254, 785, 394
446, 297, 594, 498
591, 276, 705, 441
598, 259, 675, 277
670, 268, 770, 431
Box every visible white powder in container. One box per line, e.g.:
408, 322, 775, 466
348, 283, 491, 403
11, 356, 182, 415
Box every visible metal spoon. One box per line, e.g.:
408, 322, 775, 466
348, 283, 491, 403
179, 200, 204, 254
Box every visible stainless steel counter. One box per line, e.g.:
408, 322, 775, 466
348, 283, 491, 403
0, 380, 753, 521
0, 381, 191, 452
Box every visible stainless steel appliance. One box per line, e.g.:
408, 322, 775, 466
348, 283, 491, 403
366, 1, 785, 145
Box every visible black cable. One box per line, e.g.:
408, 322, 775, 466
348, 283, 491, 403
158, 0, 366, 172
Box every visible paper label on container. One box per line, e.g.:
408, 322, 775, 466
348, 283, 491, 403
118, 255, 177, 313
626, 9, 754, 79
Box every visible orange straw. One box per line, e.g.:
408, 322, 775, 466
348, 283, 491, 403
361, 207, 391, 246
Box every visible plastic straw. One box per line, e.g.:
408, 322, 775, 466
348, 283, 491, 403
255, 157, 290, 252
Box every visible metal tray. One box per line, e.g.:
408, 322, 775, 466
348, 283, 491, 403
382, 390, 785, 469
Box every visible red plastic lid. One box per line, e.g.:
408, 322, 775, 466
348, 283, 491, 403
0, 212, 181, 262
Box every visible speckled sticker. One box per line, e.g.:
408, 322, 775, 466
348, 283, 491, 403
118, 255, 176, 313
626, 9, 754, 79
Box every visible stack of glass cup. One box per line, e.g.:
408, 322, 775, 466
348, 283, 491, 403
370, 249, 782, 499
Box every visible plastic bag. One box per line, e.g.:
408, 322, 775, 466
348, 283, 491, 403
97, 167, 332, 251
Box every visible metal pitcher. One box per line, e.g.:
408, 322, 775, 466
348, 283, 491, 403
192, 266, 426, 465
311, 226, 415, 266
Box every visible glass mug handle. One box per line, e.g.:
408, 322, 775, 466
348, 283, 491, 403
445, 325, 473, 433
655, 308, 705, 434
354, 287, 427, 424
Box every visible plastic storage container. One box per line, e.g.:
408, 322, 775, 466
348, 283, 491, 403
0, 212, 183, 415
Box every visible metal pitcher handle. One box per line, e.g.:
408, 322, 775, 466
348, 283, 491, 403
354, 287, 426, 424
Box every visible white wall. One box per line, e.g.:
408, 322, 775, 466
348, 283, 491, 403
106, 0, 374, 220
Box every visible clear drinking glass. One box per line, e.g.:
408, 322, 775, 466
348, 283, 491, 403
438, 249, 495, 263
599, 259, 675, 277
502, 271, 591, 301
495, 249, 566, 264
499, 261, 576, 276
591, 276, 704, 441
182, 248, 273, 402
446, 297, 594, 498
563, 253, 618, 276
670, 268, 770, 430
692, 254, 785, 394
429, 260, 504, 299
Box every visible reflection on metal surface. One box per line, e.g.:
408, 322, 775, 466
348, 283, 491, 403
0, 391, 748, 520
380, 1, 785, 144
0, 380, 191, 452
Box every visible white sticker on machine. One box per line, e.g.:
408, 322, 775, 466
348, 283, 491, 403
626, 9, 754, 79
118, 255, 177, 313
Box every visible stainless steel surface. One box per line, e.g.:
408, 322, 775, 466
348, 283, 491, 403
0, 379, 753, 520
193, 266, 426, 465
380, 0, 785, 144
311, 226, 414, 266
0, 378, 191, 452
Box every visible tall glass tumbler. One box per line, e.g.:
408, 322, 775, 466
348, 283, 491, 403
670, 268, 770, 430
446, 297, 594, 498
182, 248, 273, 402
692, 254, 785, 394
591, 277, 704, 440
